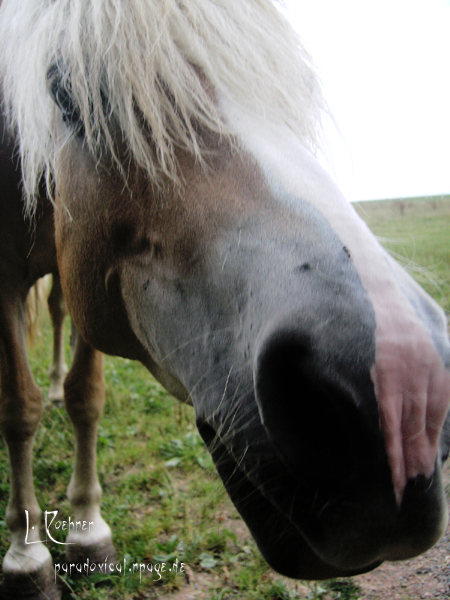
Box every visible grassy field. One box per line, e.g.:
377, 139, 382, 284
0, 195, 449, 599
353, 195, 450, 313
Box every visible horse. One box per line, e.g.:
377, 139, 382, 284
0, 98, 111, 599
0, 1, 450, 599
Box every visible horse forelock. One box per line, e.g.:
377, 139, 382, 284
0, 0, 326, 214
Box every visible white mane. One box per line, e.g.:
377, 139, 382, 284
0, 0, 326, 212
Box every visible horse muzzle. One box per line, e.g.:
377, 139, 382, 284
247, 312, 449, 575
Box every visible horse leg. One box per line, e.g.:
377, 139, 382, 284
0, 293, 60, 600
47, 273, 68, 405
63, 330, 115, 564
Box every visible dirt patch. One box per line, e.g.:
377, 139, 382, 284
162, 567, 220, 600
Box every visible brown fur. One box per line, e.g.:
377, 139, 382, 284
54, 127, 278, 390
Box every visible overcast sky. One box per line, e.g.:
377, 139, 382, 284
283, 0, 450, 201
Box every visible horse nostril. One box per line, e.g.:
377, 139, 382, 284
254, 328, 377, 487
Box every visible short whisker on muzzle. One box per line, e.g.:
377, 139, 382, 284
159, 325, 237, 366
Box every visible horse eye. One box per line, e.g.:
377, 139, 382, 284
47, 63, 84, 136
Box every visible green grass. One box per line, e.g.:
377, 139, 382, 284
1, 195, 450, 599
353, 195, 450, 312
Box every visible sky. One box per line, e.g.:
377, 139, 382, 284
283, 0, 450, 201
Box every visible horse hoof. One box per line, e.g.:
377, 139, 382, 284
46, 396, 64, 409
47, 386, 65, 407
2, 566, 61, 600
65, 540, 117, 575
